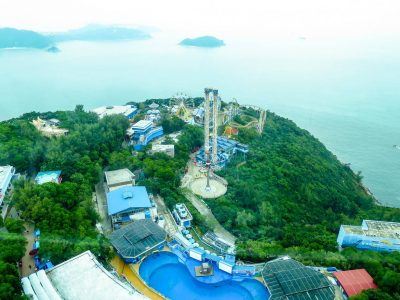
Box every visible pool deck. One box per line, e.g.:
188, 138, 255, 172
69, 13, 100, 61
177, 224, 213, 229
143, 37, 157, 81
110, 255, 165, 300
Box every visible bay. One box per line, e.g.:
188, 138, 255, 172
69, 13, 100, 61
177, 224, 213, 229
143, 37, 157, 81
0, 34, 399, 207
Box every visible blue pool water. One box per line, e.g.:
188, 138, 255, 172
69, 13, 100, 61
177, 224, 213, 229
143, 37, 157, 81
139, 251, 269, 300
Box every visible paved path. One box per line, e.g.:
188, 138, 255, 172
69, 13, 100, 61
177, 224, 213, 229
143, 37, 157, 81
95, 182, 112, 234
182, 189, 236, 246
153, 195, 177, 236
20, 223, 35, 277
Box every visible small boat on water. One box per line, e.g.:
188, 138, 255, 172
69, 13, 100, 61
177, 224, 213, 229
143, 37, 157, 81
393, 145, 400, 150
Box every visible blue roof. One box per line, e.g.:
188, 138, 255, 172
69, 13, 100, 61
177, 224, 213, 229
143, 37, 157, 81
107, 186, 151, 216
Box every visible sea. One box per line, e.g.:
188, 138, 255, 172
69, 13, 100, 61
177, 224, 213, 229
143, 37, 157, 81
0, 34, 399, 207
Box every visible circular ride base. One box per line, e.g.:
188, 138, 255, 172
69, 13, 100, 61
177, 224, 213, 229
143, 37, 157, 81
190, 177, 227, 199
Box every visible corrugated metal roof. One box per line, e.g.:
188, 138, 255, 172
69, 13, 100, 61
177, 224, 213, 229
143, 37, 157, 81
261, 257, 335, 300
109, 220, 166, 259
107, 186, 151, 216
333, 269, 377, 296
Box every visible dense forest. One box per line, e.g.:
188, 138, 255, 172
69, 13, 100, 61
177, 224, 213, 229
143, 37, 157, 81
210, 111, 400, 299
0, 106, 203, 298
0, 106, 128, 298
1, 104, 399, 299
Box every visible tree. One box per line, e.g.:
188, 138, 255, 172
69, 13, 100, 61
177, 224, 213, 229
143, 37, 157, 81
4, 218, 25, 234
0, 261, 24, 300
0, 233, 26, 264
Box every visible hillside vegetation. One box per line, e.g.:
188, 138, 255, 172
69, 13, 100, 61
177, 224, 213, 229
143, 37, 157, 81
1, 105, 399, 298
0, 25, 151, 50
0, 28, 52, 49
210, 111, 400, 299
0, 106, 203, 298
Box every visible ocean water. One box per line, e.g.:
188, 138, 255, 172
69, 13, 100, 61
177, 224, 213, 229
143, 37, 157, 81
0, 34, 399, 207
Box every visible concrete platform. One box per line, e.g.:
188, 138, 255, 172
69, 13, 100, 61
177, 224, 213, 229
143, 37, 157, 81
195, 265, 214, 277
190, 177, 227, 199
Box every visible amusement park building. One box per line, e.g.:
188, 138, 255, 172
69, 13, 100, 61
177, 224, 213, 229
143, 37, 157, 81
92, 105, 137, 119
127, 120, 164, 150
0, 165, 15, 205
107, 186, 157, 225
337, 220, 400, 252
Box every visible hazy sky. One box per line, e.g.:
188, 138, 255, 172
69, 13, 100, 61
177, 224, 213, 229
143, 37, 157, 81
0, 0, 399, 39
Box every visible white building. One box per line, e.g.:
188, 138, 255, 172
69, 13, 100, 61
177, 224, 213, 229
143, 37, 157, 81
92, 105, 138, 119
0, 165, 15, 205
22, 251, 146, 300
151, 144, 175, 157
172, 203, 193, 228
104, 168, 135, 192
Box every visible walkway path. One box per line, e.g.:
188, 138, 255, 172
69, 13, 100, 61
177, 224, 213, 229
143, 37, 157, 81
20, 223, 35, 277
94, 181, 112, 234
182, 189, 236, 246
110, 255, 164, 300
153, 195, 177, 236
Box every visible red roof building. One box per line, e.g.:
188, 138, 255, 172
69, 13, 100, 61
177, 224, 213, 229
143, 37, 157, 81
333, 269, 378, 297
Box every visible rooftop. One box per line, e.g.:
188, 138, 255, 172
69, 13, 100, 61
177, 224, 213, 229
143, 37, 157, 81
342, 220, 400, 240
174, 203, 193, 221
148, 102, 159, 109
92, 105, 137, 118
131, 120, 153, 130
107, 186, 151, 216
35, 171, 62, 185
333, 269, 377, 296
0, 165, 14, 185
261, 256, 335, 300
109, 219, 167, 259
45, 250, 145, 300
105, 168, 135, 187
151, 144, 174, 151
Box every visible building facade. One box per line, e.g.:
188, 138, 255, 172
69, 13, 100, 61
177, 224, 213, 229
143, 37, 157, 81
151, 144, 175, 157
337, 220, 400, 252
92, 105, 137, 119
0, 165, 15, 205
127, 120, 164, 150
107, 186, 157, 226
104, 168, 135, 192
172, 203, 193, 228
196, 136, 249, 167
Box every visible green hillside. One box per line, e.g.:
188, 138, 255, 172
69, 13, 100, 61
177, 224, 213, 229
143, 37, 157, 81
208, 111, 400, 299
0, 28, 52, 49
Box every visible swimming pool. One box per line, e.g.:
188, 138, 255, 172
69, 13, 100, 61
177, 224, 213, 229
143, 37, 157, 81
139, 251, 269, 300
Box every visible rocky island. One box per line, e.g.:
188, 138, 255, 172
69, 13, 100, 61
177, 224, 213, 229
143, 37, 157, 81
179, 36, 225, 48
0, 24, 151, 51
0, 28, 53, 49
49, 24, 151, 42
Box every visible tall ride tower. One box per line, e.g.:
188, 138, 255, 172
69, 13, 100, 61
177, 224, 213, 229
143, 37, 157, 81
212, 89, 219, 164
204, 88, 212, 162
204, 88, 212, 191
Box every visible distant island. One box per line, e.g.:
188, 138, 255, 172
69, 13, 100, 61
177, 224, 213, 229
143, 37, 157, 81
179, 36, 225, 48
0, 24, 151, 50
0, 28, 53, 49
49, 24, 151, 42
